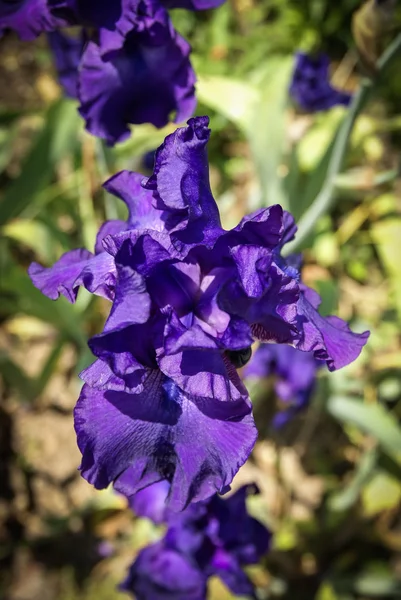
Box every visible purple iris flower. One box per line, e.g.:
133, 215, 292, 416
289, 52, 352, 112
1, 0, 227, 144
245, 344, 323, 427
29, 116, 369, 511
77, 4, 196, 145
122, 484, 270, 599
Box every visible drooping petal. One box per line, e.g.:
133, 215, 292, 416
74, 373, 257, 510
296, 290, 370, 370
28, 249, 116, 302
80, 358, 130, 392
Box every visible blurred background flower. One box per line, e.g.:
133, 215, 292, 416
289, 52, 352, 112
245, 344, 323, 427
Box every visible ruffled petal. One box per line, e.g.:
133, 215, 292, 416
143, 116, 221, 245
80, 359, 130, 392
158, 309, 250, 402
296, 290, 370, 370
103, 170, 164, 230
221, 262, 300, 345
75, 373, 257, 510
78, 19, 196, 145
0, 0, 67, 40
28, 248, 116, 303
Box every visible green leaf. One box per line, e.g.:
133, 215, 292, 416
0, 352, 35, 402
362, 470, 401, 516
0, 99, 80, 225
371, 218, 401, 321
0, 264, 87, 349
3, 219, 58, 264
354, 565, 401, 597
197, 58, 293, 209
328, 396, 401, 464
247, 58, 293, 209
196, 74, 259, 132
329, 447, 377, 512
316, 583, 340, 600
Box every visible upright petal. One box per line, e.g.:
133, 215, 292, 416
143, 116, 221, 244
103, 170, 164, 230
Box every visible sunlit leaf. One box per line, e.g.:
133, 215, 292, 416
328, 396, 401, 463
0, 99, 80, 225
362, 470, 401, 516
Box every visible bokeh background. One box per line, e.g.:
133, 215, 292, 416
1, 1, 401, 598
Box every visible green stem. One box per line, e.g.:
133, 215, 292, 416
283, 32, 401, 256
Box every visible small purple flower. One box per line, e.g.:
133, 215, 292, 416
289, 52, 352, 112
122, 484, 270, 599
77, 3, 196, 145
29, 116, 369, 510
245, 344, 323, 426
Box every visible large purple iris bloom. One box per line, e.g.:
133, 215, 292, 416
289, 52, 352, 112
0, 0, 223, 144
29, 116, 369, 510
245, 343, 323, 427
122, 483, 270, 599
